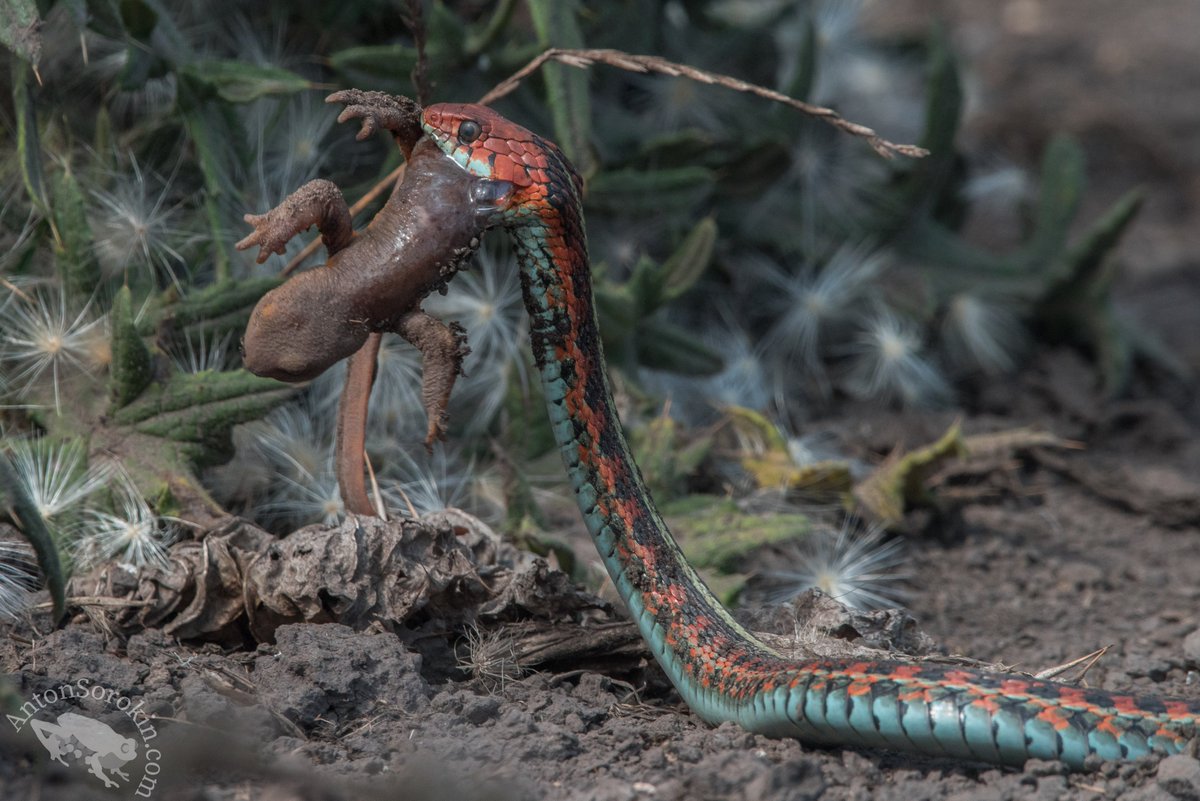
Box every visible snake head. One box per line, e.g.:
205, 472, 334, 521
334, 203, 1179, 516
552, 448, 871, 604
422, 102, 581, 220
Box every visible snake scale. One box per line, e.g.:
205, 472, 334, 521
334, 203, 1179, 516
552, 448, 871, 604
420, 102, 1200, 769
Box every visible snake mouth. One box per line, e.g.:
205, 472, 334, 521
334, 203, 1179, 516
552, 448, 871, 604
471, 178, 516, 214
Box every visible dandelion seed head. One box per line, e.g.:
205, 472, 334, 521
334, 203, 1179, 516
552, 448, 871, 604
167, 330, 234, 374
0, 287, 107, 413
252, 396, 333, 484
350, 334, 426, 439
630, 73, 735, 135
244, 94, 339, 211
586, 215, 673, 279
256, 454, 344, 528
645, 315, 773, 424
248, 396, 347, 529
0, 540, 39, 620
80, 470, 176, 570
425, 240, 529, 433
963, 162, 1032, 208
5, 437, 110, 534
843, 308, 952, 407
708, 334, 772, 411
91, 156, 195, 290
942, 293, 1028, 376
380, 445, 483, 520
427, 241, 526, 374
758, 520, 909, 611
745, 122, 888, 253
760, 245, 883, 367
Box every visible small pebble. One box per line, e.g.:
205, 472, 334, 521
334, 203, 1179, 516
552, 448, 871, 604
1181, 628, 1200, 663
1156, 753, 1200, 800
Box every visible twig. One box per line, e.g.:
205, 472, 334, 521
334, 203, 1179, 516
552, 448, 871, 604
479, 48, 929, 160
1034, 645, 1110, 682
33, 595, 154, 609
1, 276, 34, 304
365, 448, 388, 521
402, 0, 432, 108
395, 484, 420, 520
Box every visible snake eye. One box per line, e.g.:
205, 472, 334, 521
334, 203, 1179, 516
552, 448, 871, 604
457, 120, 482, 144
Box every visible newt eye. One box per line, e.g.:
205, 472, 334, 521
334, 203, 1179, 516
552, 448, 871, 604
457, 120, 481, 144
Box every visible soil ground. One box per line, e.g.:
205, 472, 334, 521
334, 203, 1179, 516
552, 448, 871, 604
4, 2, 1200, 799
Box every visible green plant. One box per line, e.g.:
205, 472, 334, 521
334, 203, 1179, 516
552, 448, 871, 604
0, 1, 1168, 617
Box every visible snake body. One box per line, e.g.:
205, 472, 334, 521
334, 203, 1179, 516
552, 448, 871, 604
421, 103, 1200, 768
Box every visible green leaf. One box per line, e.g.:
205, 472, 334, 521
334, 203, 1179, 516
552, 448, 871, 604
587, 167, 715, 214
177, 78, 247, 282
51, 169, 99, 298
1022, 134, 1085, 269
660, 217, 717, 301
527, 0, 593, 174
181, 60, 311, 104
119, 0, 157, 40
1051, 189, 1143, 296
627, 256, 664, 314
917, 25, 962, 162
629, 414, 712, 500
328, 44, 419, 84
109, 286, 153, 409
116, 42, 169, 90
112, 370, 297, 465
634, 316, 724, 376
789, 14, 818, 101
887, 25, 962, 219
663, 496, 813, 574
81, 0, 126, 39
12, 60, 46, 213
634, 129, 720, 170
1035, 189, 1145, 395
93, 107, 114, 164
0, 454, 66, 625
853, 423, 967, 529
425, 1, 468, 68
500, 360, 556, 461
151, 276, 282, 341
0, 0, 41, 65
594, 281, 637, 333
464, 0, 518, 57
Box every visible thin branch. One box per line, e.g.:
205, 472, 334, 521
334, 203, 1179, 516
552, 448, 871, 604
479, 48, 929, 160
34, 596, 155, 609
365, 447, 388, 521
403, 0, 432, 107
1034, 645, 1110, 682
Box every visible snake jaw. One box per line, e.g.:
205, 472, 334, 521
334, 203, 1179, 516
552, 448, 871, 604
470, 178, 516, 217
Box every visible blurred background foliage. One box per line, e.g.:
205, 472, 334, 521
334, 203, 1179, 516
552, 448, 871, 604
0, 0, 1169, 615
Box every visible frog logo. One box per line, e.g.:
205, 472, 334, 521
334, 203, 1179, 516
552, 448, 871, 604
30, 711, 139, 788
7, 678, 163, 797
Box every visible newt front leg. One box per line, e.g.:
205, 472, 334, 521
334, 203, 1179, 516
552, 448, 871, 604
237, 179, 354, 262
326, 89, 424, 159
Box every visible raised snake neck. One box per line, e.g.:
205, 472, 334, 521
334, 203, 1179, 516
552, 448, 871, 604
421, 102, 1199, 769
